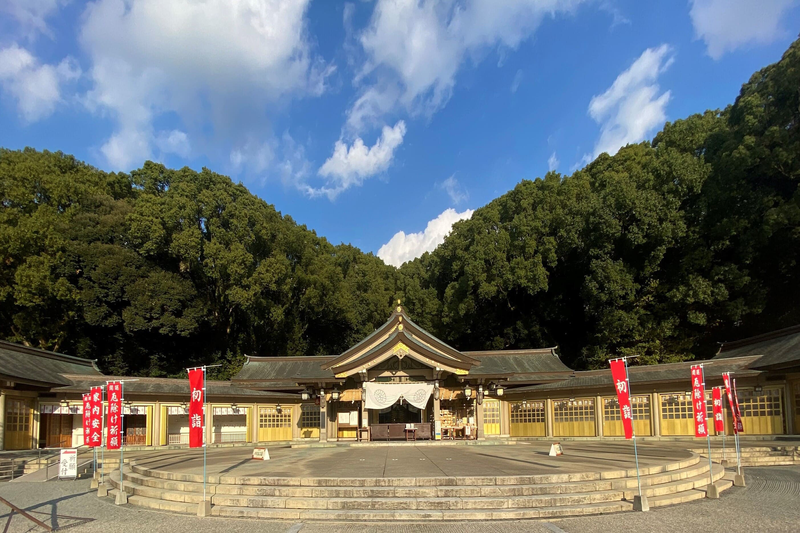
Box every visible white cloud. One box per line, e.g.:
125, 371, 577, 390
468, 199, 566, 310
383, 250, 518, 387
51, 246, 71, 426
313, 121, 406, 200
440, 174, 468, 204
690, 0, 800, 59
378, 208, 473, 267
155, 129, 191, 159
585, 44, 674, 161
1, 0, 67, 40
79, 0, 329, 170
510, 69, 524, 93
0, 44, 80, 123
548, 152, 559, 172
349, 0, 587, 131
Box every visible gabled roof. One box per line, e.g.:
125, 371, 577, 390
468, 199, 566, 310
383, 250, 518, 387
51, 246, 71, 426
233, 355, 336, 385
0, 340, 101, 387
321, 305, 478, 372
58, 374, 295, 398
463, 348, 572, 381
714, 324, 800, 370
507, 355, 763, 394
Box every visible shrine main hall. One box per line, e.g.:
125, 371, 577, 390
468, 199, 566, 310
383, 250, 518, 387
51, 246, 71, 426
2, 303, 799, 450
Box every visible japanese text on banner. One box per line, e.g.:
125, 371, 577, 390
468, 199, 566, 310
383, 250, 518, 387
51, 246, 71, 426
609, 359, 634, 439
106, 381, 122, 450
690, 365, 708, 437
87, 386, 103, 447
712, 387, 724, 433
188, 368, 205, 448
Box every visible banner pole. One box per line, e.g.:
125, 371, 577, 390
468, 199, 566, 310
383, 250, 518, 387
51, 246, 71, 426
101, 385, 105, 486
203, 365, 207, 504
120, 381, 125, 497
623, 358, 642, 498
701, 367, 713, 487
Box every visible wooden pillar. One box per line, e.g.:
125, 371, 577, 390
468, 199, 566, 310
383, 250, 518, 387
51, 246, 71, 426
319, 392, 327, 443
651, 392, 661, 437
596, 395, 604, 438
433, 395, 441, 440
783, 383, 793, 435
500, 400, 510, 437
0, 391, 5, 451
206, 405, 214, 446
476, 398, 485, 440
545, 398, 554, 438
251, 403, 259, 443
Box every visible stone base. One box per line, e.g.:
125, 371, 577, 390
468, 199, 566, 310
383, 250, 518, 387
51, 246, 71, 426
734, 473, 746, 487
706, 483, 720, 499
90, 478, 99, 489
720, 459, 731, 467
197, 500, 212, 517
97, 484, 109, 497
115, 490, 128, 505
633, 494, 649, 512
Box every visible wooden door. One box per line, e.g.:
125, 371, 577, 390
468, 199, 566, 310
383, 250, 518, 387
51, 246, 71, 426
553, 398, 595, 437
603, 396, 651, 437
298, 404, 320, 439
482, 399, 501, 436
509, 401, 545, 437
257, 406, 292, 441
44, 414, 73, 448
659, 393, 695, 435
4, 398, 34, 450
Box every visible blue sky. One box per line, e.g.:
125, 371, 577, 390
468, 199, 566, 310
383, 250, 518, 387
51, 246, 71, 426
2, 1, 799, 266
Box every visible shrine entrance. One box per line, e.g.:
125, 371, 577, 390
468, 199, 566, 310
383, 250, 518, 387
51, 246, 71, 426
378, 403, 422, 424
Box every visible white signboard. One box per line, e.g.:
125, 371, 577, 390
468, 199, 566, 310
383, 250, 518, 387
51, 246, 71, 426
549, 443, 564, 457
252, 448, 270, 461
59, 449, 78, 479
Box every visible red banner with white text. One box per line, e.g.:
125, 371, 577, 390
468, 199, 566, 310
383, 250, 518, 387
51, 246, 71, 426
87, 386, 103, 447
732, 378, 744, 433
106, 381, 122, 449
690, 365, 708, 437
82, 394, 92, 447
188, 368, 205, 448
722, 373, 737, 434
712, 387, 724, 433
609, 359, 634, 439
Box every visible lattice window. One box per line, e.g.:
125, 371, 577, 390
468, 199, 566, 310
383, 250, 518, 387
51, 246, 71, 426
510, 401, 545, 424
738, 389, 782, 417
6, 399, 30, 432
483, 401, 500, 426
604, 396, 650, 421
660, 393, 693, 420
795, 383, 800, 412
259, 407, 291, 429
553, 398, 595, 423
299, 404, 320, 429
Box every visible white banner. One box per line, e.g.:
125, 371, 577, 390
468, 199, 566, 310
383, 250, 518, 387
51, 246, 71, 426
364, 382, 433, 410
41, 405, 82, 414
213, 407, 246, 416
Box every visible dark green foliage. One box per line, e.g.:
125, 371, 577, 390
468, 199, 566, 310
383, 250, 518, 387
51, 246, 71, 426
401, 38, 800, 369
2, 38, 799, 375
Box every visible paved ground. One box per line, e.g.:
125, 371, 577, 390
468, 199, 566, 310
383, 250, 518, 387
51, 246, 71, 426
116, 442, 691, 479
1, 466, 799, 532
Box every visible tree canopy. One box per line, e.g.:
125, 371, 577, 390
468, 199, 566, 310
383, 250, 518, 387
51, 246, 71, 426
2, 38, 799, 375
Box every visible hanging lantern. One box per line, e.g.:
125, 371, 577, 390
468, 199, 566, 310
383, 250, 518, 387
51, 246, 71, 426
331, 389, 340, 401
496, 386, 504, 396
434, 381, 440, 400
301, 390, 310, 401
464, 385, 472, 398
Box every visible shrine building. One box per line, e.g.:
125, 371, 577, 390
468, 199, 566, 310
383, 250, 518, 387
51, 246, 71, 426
2, 303, 800, 450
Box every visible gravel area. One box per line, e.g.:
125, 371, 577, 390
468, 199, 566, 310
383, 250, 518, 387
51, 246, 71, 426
1, 466, 798, 532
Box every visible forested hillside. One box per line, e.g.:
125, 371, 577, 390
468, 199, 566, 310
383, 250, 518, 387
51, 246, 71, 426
399, 38, 800, 369
2, 39, 798, 376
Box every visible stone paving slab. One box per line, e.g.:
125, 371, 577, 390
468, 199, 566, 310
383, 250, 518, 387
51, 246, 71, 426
118, 442, 692, 480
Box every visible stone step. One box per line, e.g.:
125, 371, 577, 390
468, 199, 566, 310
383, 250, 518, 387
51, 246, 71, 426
106, 488, 197, 514
648, 478, 733, 508
209, 490, 625, 511
130, 455, 700, 487
624, 463, 724, 499
210, 501, 633, 521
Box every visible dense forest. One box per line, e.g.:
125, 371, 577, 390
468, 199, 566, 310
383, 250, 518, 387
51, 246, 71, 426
2, 39, 798, 377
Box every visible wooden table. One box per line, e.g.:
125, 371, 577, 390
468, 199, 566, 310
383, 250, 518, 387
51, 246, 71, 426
404, 427, 417, 441
357, 427, 370, 442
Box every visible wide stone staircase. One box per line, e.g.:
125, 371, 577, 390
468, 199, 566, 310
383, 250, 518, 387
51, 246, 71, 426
695, 445, 800, 467
105, 453, 732, 520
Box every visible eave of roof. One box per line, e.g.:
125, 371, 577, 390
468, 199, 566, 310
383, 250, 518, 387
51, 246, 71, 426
714, 324, 800, 370
0, 340, 102, 386
57, 374, 297, 398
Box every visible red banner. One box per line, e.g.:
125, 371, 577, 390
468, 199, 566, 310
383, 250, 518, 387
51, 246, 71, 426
732, 378, 744, 433
86, 386, 103, 447
106, 381, 122, 450
188, 368, 205, 448
609, 359, 634, 439
722, 372, 737, 434
690, 365, 708, 437
82, 394, 92, 446
712, 387, 724, 433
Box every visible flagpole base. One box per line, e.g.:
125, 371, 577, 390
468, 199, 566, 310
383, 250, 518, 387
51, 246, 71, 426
90, 477, 99, 489
114, 490, 128, 505
633, 495, 649, 512
197, 500, 212, 517
97, 484, 109, 497
734, 472, 746, 487
706, 483, 720, 499
720, 459, 731, 467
